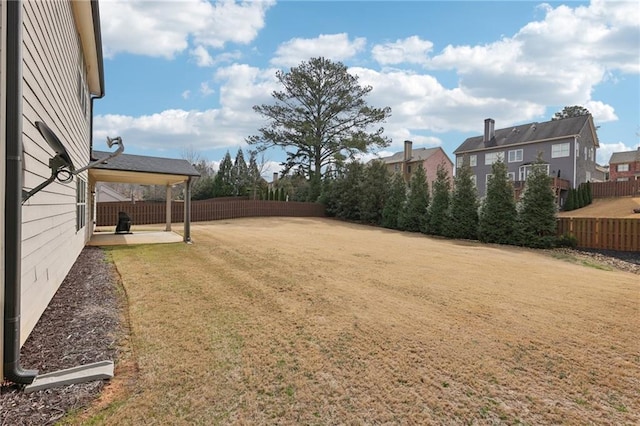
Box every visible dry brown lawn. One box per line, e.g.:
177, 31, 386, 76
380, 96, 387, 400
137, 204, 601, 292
557, 196, 640, 218
84, 218, 638, 425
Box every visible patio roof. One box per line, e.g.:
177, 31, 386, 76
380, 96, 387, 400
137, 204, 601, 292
89, 150, 200, 185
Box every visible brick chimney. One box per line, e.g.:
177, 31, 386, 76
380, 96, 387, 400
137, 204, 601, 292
484, 118, 495, 144
272, 172, 278, 183
403, 140, 413, 162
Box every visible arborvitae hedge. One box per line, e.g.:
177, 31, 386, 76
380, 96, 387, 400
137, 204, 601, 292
399, 164, 429, 232
478, 159, 518, 245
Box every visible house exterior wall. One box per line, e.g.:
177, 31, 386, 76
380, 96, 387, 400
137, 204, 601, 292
609, 154, 640, 181
1, 0, 6, 381
384, 148, 454, 191
19, 0, 93, 345
456, 135, 596, 198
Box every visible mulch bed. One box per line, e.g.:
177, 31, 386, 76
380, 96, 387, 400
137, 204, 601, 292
0, 247, 122, 426
0, 244, 638, 425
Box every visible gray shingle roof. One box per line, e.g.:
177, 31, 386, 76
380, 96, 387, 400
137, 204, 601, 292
377, 147, 442, 163
609, 149, 640, 165
92, 150, 200, 177
454, 115, 594, 154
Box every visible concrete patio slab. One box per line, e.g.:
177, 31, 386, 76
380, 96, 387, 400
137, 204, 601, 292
88, 231, 184, 246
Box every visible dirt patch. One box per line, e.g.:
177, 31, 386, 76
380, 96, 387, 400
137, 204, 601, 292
0, 247, 129, 426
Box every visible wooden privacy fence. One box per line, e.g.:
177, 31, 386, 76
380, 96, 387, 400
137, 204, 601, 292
589, 180, 640, 198
557, 217, 640, 251
96, 199, 326, 227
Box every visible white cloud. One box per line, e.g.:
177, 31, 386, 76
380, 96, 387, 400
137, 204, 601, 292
200, 82, 215, 96
423, 0, 639, 112
181, 90, 191, 100
597, 141, 638, 165
190, 45, 214, 67
100, 0, 274, 59
371, 36, 434, 65
271, 33, 367, 67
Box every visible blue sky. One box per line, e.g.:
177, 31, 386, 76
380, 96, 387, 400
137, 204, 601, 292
93, 0, 640, 176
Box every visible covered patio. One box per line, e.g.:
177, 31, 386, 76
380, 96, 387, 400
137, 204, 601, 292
88, 150, 200, 244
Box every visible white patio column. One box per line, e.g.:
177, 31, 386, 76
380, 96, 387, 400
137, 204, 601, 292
165, 185, 172, 231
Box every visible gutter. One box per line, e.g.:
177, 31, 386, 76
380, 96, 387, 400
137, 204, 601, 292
89, 0, 105, 157
3, 0, 38, 384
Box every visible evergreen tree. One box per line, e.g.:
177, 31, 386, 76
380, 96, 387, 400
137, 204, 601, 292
381, 172, 406, 230
247, 151, 262, 199
359, 161, 390, 225
231, 148, 249, 196
398, 164, 429, 232
447, 162, 479, 240
427, 163, 451, 236
518, 155, 557, 248
213, 151, 234, 197
329, 162, 365, 221
577, 185, 586, 208
564, 189, 575, 211
478, 158, 518, 244
585, 181, 593, 204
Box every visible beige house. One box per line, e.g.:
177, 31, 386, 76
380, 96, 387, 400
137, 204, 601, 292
2, 0, 197, 384
376, 140, 454, 188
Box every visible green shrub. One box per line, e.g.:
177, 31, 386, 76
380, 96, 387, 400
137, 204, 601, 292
555, 234, 578, 248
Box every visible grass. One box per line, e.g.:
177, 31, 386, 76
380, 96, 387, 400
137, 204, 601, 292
71, 217, 639, 424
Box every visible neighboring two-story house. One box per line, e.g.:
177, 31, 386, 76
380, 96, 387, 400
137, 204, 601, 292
609, 148, 640, 181
376, 141, 454, 189
453, 116, 599, 206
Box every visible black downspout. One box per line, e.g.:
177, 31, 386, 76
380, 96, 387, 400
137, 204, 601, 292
3, 0, 38, 384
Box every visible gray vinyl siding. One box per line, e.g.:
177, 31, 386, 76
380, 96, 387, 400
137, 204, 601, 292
461, 137, 579, 197
1, 0, 5, 380
19, 0, 91, 344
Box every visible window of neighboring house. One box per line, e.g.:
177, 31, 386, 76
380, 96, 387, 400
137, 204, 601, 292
394, 164, 399, 172
584, 147, 587, 160
407, 165, 412, 174
519, 164, 549, 181
485, 174, 493, 186
552, 143, 570, 158
589, 147, 594, 161
617, 163, 629, 172
76, 177, 87, 231
508, 149, 523, 163
469, 155, 477, 167
470, 175, 477, 187
575, 142, 580, 158
484, 152, 503, 165
507, 172, 516, 181
617, 177, 629, 182
456, 156, 463, 168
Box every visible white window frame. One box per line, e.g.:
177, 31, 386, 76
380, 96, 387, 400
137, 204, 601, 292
519, 164, 550, 181
552, 143, 570, 158
469, 155, 477, 167
456, 156, 462, 169
484, 152, 503, 165
507, 172, 516, 181
617, 177, 629, 182
470, 175, 477, 187
508, 149, 523, 163
76, 177, 87, 231
617, 163, 629, 172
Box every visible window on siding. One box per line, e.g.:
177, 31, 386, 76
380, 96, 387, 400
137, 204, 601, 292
456, 156, 462, 168
394, 164, 399, 172
508, 149, 523, 163
552, 143, 570, 158
484, 152, 503, 165
76, 177, 87, 231
469, 155, 477, 167
407, 165, 412, 174
519, 164, 549, 181
470, 175, 477, 187
507, 172, 515, 181
618, 163, 629, 172
485, 174, 493, 186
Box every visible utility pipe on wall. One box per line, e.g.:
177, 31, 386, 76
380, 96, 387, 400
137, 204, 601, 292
3, 0, 38, 384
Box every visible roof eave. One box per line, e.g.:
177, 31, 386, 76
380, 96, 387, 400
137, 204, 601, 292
71, 0, 105, 97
